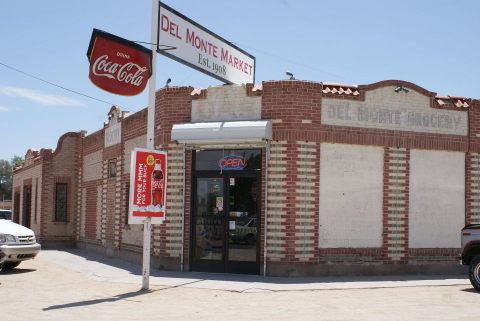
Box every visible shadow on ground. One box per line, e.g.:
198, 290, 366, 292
48, 248, 468, 286
0, 268, 36, 275
43, 289, 154, 311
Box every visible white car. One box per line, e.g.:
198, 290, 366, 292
0, 214, 41, 271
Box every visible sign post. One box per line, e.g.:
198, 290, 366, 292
86, 0, 163, 291
128, 149, 167, 284
88, 0, 256, 291
142, 0, 160, 291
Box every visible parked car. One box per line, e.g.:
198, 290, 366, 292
0, 209, 12, 220
0, 216, 41, 271
229, 217, 257, 245
460, 224, 480, 291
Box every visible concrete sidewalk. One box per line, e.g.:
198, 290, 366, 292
41, 249, 470, 292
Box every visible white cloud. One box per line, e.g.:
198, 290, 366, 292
0, 86, 85, 107
0, 106, 8, 112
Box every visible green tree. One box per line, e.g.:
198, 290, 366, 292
11, 155, 23, 168
0, 156, 23, 201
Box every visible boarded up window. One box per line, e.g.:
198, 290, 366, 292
409, 150, 465, 248
55, 183, 68, 222
108, 160, 117, 178
319, 143, 384, 248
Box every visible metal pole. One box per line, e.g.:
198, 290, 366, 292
142, 217, 151, 289
180, 143, 186, 272
263, 141, 270, 277
142, 0, 159, 291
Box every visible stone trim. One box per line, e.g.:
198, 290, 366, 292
382, 147, 410, 262
266, 141, 287, 261
294, 141, 319, 262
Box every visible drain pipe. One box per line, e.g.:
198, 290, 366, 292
180, 143, 186, 272
263, 141, 270, 277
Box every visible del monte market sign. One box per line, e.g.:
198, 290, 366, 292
87, 29, 152, 96
157, 2, 255, 85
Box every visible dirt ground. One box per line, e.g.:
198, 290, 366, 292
1, 251, 479, 321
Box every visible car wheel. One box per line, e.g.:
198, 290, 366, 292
469, 255, 480, 292
2, 262, 21, 270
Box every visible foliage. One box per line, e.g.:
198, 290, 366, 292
0, 156, 23, 200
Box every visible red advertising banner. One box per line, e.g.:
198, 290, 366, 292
87, 29, 152, 96
129, 148, 167, 224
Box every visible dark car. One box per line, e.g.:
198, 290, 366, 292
461, 224, 480, 291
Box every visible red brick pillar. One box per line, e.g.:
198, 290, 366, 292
262, 80, 322, 271
154, 87, 193, 268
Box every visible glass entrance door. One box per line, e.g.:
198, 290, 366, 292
226, 176, 260, 274
191, 149, 261, 274
191, 175, 260, 274
192, 177, 225, 272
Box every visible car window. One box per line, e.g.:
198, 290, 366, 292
0, 210, 12, 220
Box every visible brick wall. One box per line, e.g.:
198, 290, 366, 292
466, 99, 480, 224
44, 133, 82, 241
120, 109, 147, 252
13, 132, 83, 246
266, 141, 287, 261
81, 130, 104, 246
12, 162, 42, 236
161, 144, 184, 258
154, 86, 192, 267
14, 79, 480, 276
45, 133, 82, 244
261, 80, 471, 273
294, 141, 319, 262
382, 147, 410, 262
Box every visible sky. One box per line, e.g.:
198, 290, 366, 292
0, 0, 479, 161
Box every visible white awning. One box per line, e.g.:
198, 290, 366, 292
171, 120, 272, 145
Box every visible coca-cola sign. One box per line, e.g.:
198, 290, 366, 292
87, 29, 152, 96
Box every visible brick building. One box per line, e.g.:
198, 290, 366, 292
12, 79, 479, 276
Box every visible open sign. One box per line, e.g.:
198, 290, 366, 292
219, 155, 247, 171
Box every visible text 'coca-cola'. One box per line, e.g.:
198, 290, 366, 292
87, 29, 152, 96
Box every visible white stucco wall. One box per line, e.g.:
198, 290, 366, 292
321, 86, 467, 136
409, 150, 465, 248
192, 85, 261, 122
123, 134, 147, 174
83, 150, 103, 182
121, 225, 143, 247
319, 143, 384, 248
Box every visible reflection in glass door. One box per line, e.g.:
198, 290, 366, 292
227, 176, 259, 274
192, 177, 225, 272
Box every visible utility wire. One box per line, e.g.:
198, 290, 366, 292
232, 42, 353, 83
0, 61, 122, 108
